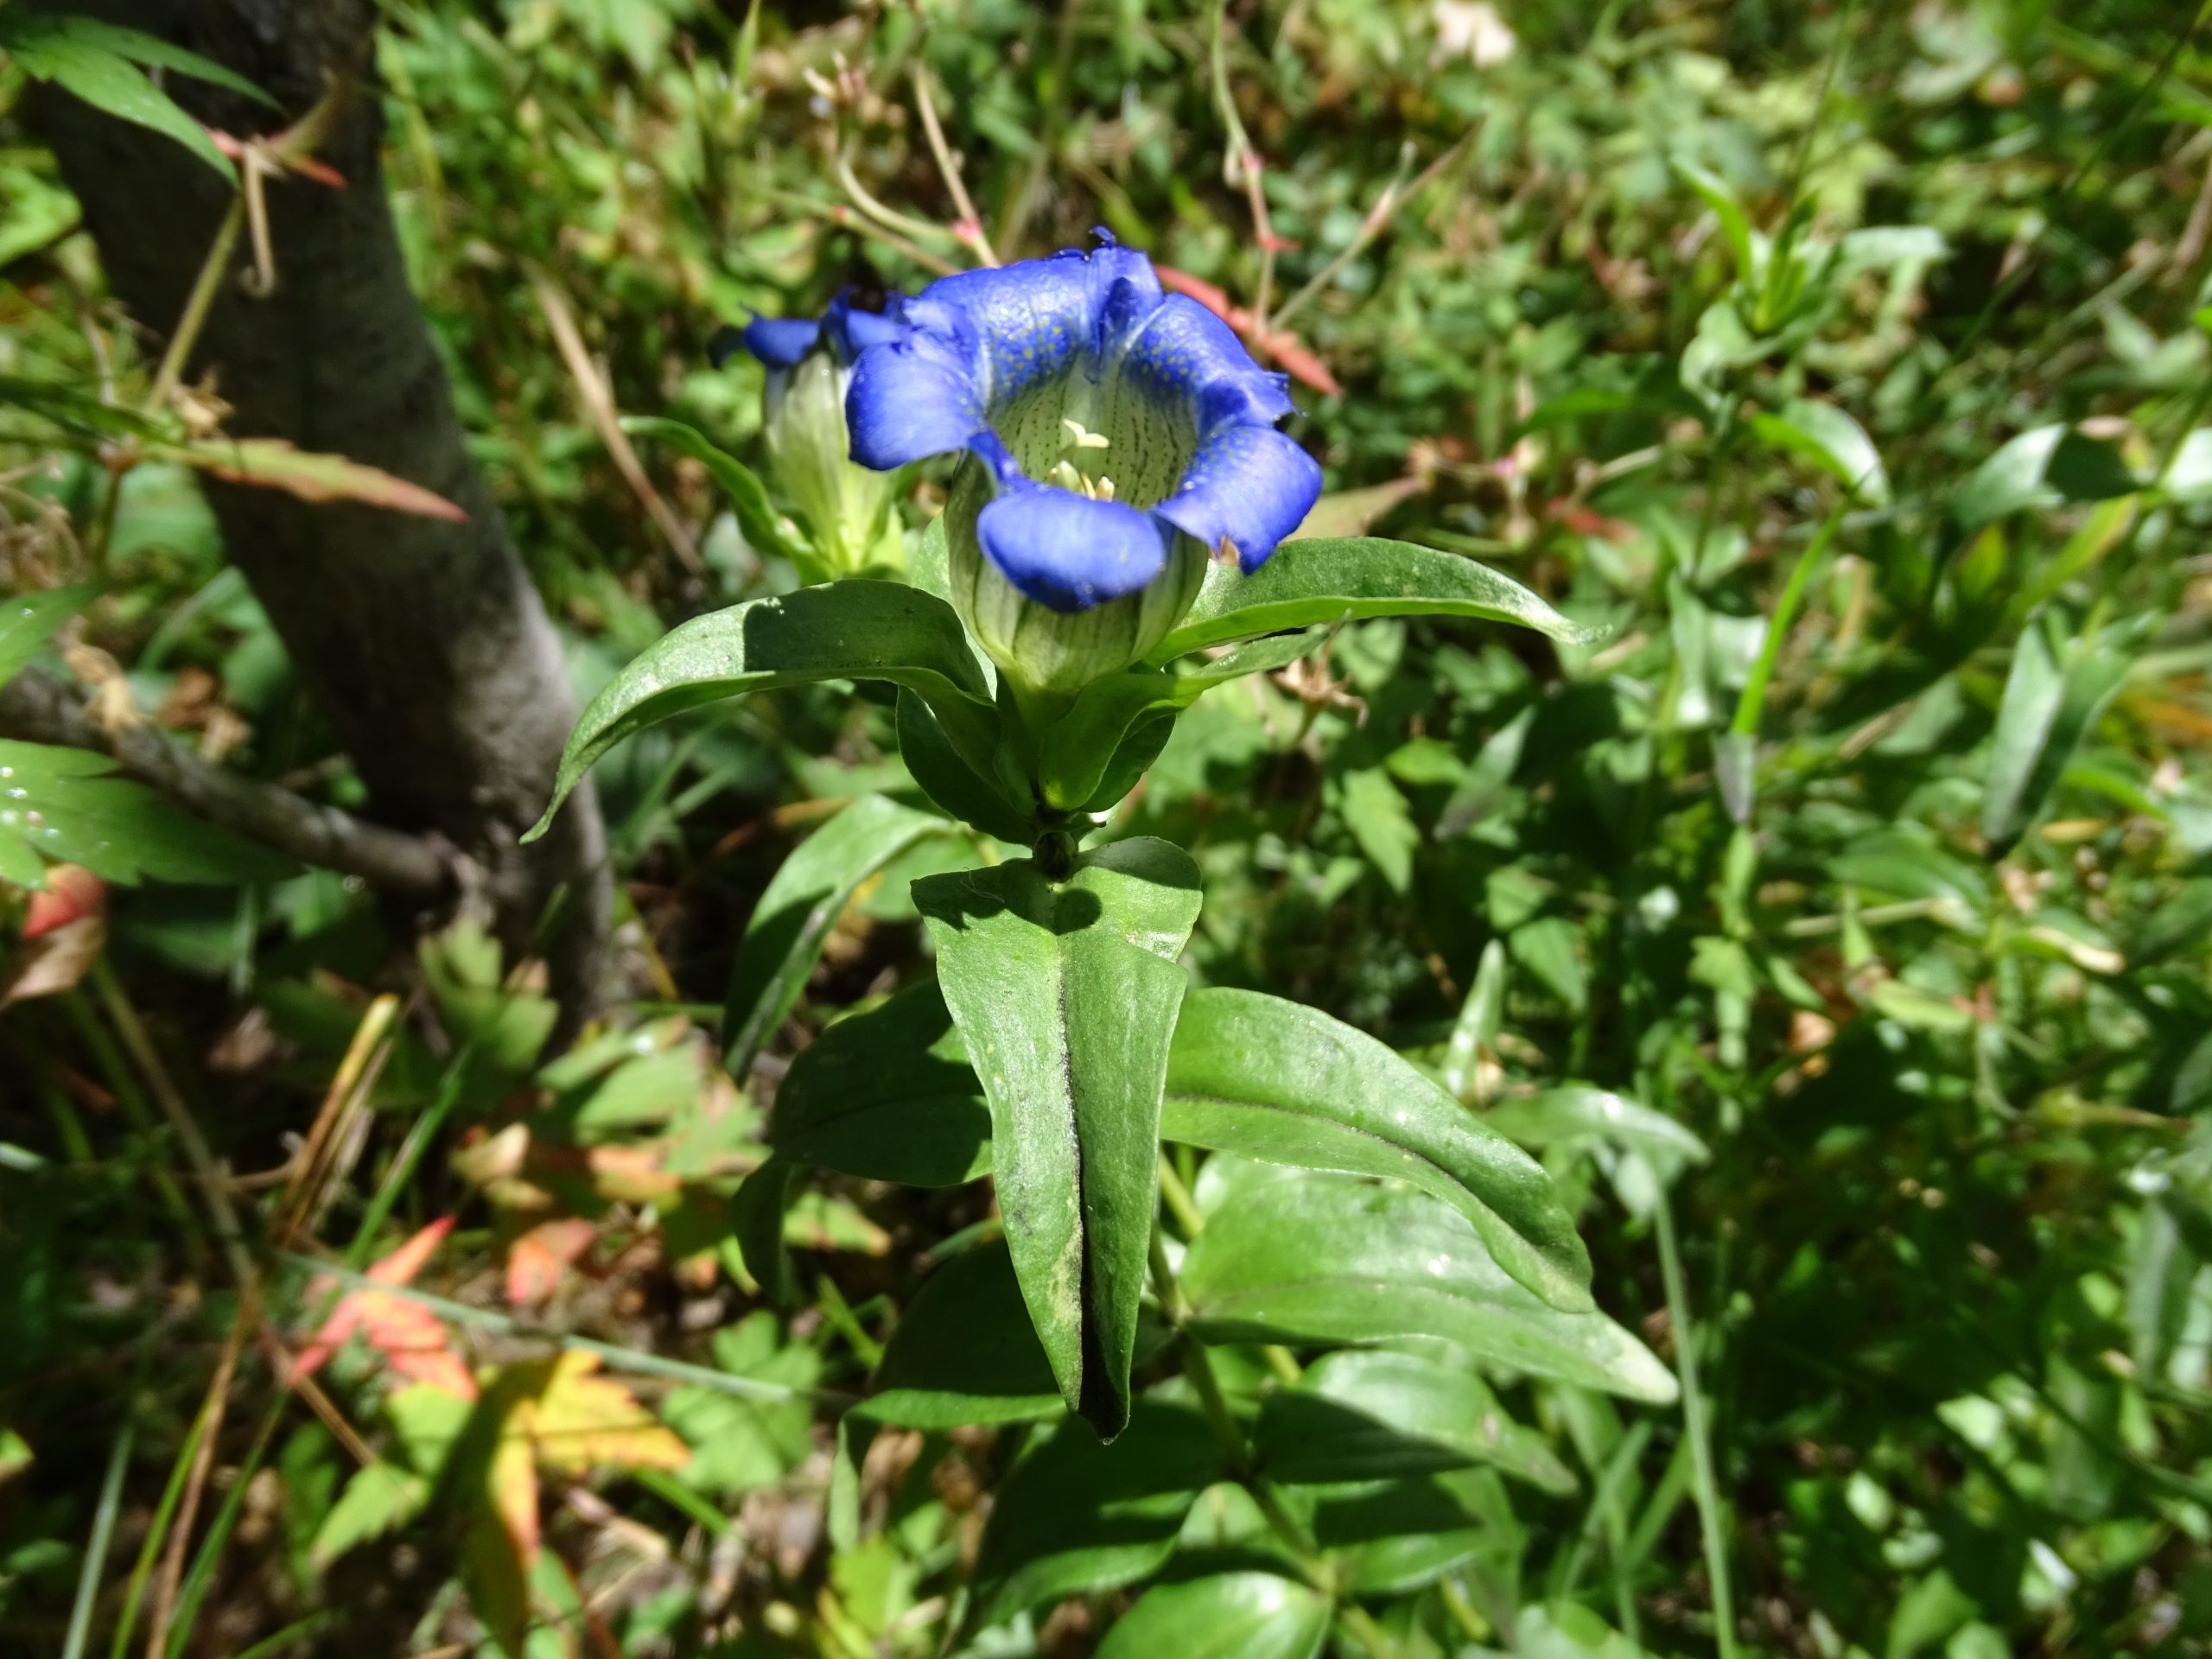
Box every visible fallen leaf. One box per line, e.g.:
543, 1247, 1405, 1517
291, 1217, 477, 1399
2, 914, 105, 1006
505, 1217, 596, 1309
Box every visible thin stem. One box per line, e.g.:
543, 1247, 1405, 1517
146, 200, 245, 417
62, 1417, 135, 1659
1158, 1153, 1206, 1237
1272, 136, 1470, 332
1654, 1186, 1737, 1659
911, 66, 997, 266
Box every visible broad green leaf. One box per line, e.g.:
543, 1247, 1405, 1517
0, 14, 234, 179
1161, 988, 1593, 1313
1148, 537, 1600, 662
1954, 426, 2139, 534
1179, 1174, 1675, 1402
525, 582, 998, 840
1834, 225, 1948, 276
0, 741, 296, 890
1255, 1349, 1577, 1494
621, 415, 811, 569
915, 840, 1201, 1438
1482, 1087, 1713, 1167
1095, 1573, 1331, 1659
894, 690, 1032, 845
1040, 631, 1320, 809
1981, 615, 2135, 851
721, 795, 949, 1077
968, 1403, 1228, 1630
1750, 398, 1890, 505
857, 1243, 1062, 1428
0, 584, 96, 689
767, 980, 992, 1185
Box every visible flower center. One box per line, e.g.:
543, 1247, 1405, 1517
988, 359, 1197, 511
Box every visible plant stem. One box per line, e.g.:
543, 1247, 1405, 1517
1654, 1186, 1738, 1659
62, 1416, 135, 1659
146, 199, 245, 418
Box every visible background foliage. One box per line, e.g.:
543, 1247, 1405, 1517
5, 1, 2212, 1656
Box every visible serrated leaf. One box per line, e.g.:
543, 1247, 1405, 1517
310, 1463, 429, 1567
722, 794, 949, 1077
1040, 632, 1320, 809
1, 15, 233, 178
1096, 1573, 1332, 1659
1162, 988, 1592, 1313
527, 582, 999, 840
0, 740, 296, 891
1150, 537, 1600, 662
914, 841, 1200, 1438
1179, 1174, 1675, 1402
0, 585, 97, 689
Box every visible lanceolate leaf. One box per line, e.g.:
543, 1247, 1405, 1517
1150, 537, 1600, 662
164, 438, 469, 521
766, 980, 992, 1185
525, 582, 999, 840
1981, 613, 2136, 852
895, 690, 1033, 845
721, 794, 950, 1077
1179, 1174, 1675, 1403
856, 1243, 1063, 1428
914, 840, 1201, 1438
1160, 988, 1592, 1313
1481, 1087, 1713, 1167
621, 415, 810, 568
0, 11, 240, 179
1039, 631, 1321, 810
1255, 1349, 1578, 1493
968, 1403, 1229, 1631
1095, 1573, 1332, 1659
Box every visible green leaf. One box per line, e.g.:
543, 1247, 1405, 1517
0, 741, 296, 889
1749, 398, 1890, 505
722, 795, 949, 1077
309, 1463, 429, 1567
621, 415, 812, 570
1335, 766, 1418, 894
1482, 1087, 1713, 1167
0, 13, 238, 179
1179, 1174, 1675, 1402
894, 690, 1032, 845
524, 582, 998, 841
1673, 159, 1756, 287
968, 1404, 1229, 1630
732, 1160, 798, 1302
1256, 1349, 1577, 1494
1980, 615, 2135, 851
1440, 939, 1507, 1103
1954, 426, 2139, 534
914, 841, 1201, 1438
664, 1315, 820, 1497
1161, 988, 1592, 1313
857, 1242, 1063, 1428
767, 980, 992, 1185
1039, 632, 1321, 809
1095, 1573, 1331, 1659
1149, 538, 1600, 662
0, 585, 97, 690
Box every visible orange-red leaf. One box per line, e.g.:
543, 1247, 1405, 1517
22, 865, 105, 938
170, 438, 468, 522
1154, 263, 1344, 397
505, 1218, 595, 1309
290, 1217, 476, 1398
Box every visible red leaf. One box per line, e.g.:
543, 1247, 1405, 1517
290, 1217, 476, 1398
505, 1217, 595, 1309
171, 438, 469, 522
22, 866, 105, 938
1154, 264, 1344, 397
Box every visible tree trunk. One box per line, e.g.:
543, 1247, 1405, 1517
37, 0, 612, 1012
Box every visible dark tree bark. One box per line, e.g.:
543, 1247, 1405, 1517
37, 0, 611, 1011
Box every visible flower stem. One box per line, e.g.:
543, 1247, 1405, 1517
1655, 1185, 1738, 1659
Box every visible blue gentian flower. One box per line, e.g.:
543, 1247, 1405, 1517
845, 237, 1324, 697
721, 293, 908, 578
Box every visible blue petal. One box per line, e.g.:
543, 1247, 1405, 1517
1121, 294, 1296, 431
847, 326, 987, 470
912, 243, 1161, 405
741, 315, 826, 368
1155, 424, 1323, 573
977, 485, 1173, 612
822, 292, 905, 361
